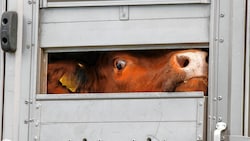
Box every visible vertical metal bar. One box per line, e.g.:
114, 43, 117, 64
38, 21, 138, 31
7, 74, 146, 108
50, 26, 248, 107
207, 0, 220, 140
0, 0, 7, 140
245, 0, 250, 137
2, 0, 33, 140
2, 0, 24, 139
209, 0, 246, 139
29, 0, 41, 139
227, 0, 246, 135
42, 0, 48, 8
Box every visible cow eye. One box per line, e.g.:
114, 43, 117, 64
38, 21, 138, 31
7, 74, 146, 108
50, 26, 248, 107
115, 60, 126, 70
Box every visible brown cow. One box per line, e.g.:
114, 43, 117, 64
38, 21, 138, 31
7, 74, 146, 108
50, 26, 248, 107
47, 49, 208, 95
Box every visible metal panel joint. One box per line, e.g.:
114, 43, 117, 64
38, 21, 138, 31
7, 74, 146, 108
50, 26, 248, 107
119, 6, 129, 21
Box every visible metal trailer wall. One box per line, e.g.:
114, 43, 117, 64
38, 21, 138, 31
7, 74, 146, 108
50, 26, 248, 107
0, 0, 6, 140
0, 0, 249, 141
208, 0, 246, 140
2, 0, 34, 140
245, 0, 250, 138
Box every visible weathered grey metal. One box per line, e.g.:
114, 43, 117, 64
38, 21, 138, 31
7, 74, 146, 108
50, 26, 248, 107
245, 0, 250, 137
2, 0, 250, 140
0, 0, 6, 140
36, 92, 203, 100
1, 0, 38, 141
39, 4, 210, 48
228, 136, 250, 141
207, 0, 247, 140
41, 0, 210, 7
43, 44, 209, 53
33, 93, 205, 141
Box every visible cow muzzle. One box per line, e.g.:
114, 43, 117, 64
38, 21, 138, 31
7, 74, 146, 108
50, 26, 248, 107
172, 50, 208, 95
175, 50, 208, 80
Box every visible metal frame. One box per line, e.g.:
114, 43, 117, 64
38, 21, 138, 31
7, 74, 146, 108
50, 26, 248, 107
0, 0, 6, 140
208, 0, 248, 140
34, 92, 205, 141
245, 0, 250, 137
36, 2, 210, 141
41, 0, 210, 8
43, 44, 209, 53
2, 0, 250, 140
39, 4, 210, 48
1, 0, 39, 140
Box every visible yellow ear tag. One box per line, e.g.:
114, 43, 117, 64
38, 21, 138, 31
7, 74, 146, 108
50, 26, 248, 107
59, 73, 79, 93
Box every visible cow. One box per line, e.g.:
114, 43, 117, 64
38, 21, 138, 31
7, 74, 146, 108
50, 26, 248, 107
47, 49, 208, 95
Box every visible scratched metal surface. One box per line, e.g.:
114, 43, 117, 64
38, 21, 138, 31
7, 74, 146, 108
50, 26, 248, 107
35, 92, 205, 141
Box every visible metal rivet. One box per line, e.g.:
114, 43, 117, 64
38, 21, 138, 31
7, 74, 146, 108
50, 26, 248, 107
36, 103, 41, 109
34, 136, 38, 141
25, 100, 29, 104
35, 120, 40, 127
24, 119, 34, 124
198, 121, 202, 125
213, 116, 216, 120
218, 96, 223, 101
218, 117, 222, 122
199, 102, 203, 106
220, 13, 225, 18
197, 135, 202, 140
28, 0, 36, 4
221, 136, 225, 140
27, 20, 32, 24
219, 38, 224, 43
25, 99, 33, 104
213, 97, 217, 101
26, 45, 30, 49
28, 0, 32, 4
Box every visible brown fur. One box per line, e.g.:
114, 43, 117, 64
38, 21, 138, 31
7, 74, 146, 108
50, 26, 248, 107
47, 50, 208, 95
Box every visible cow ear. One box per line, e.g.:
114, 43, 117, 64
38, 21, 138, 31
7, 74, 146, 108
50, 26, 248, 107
59, 63, 88, 93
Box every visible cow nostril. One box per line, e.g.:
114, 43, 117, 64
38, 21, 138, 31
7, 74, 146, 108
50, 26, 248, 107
177, 56, 190, 68
183, 59, 189, 67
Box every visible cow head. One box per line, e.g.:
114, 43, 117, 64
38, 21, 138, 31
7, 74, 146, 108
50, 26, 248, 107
47, 49, 208, 95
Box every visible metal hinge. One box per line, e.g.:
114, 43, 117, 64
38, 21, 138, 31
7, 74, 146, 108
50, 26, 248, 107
214, 122, 227, 141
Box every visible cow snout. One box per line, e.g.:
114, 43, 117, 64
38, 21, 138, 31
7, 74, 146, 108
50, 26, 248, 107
175, 50, 208, 80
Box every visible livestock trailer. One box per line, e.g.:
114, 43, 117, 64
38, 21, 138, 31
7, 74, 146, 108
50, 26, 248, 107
0, 0, 249, 140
